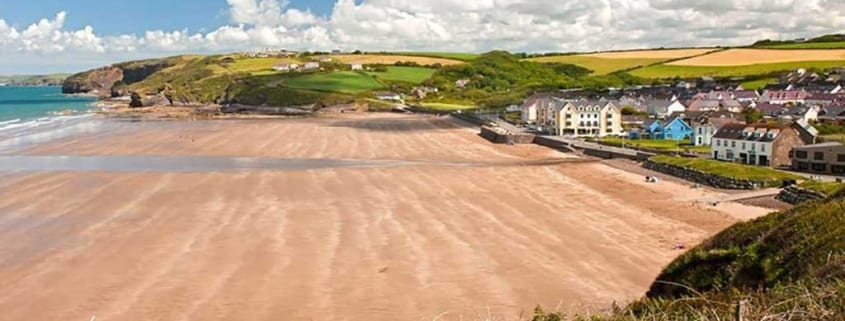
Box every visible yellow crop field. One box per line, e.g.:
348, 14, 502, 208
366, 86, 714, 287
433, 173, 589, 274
669, 49, 845, 66
585, 49, 715, 59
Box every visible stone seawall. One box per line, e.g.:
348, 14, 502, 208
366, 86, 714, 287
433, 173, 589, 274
643, 160, 771, 190
480, 126, 535, 144
777, 185, 827, 205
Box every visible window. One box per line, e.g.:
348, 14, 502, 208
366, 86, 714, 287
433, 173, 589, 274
814, 152, 825, 161
731, 141, 736, 148
741, 142, 746, 150
832, 165, 845, 174
797, 162, 810, 170
726, 150, 735, 160
812, 163, 827, 172
716, 140, 721, 147
795, 151, 808, 159
761, 144, 766, 152
838, 154, 845, 162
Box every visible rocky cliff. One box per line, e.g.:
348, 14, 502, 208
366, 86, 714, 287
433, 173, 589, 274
61, 67, 123, 96
61, 57, 179, 97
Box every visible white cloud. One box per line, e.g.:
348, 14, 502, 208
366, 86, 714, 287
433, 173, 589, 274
1, 0, 845, 73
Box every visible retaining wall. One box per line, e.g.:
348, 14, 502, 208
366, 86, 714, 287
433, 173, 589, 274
643, 160, 772, 190
480, 126, 535, 144
777, 185, 827, 205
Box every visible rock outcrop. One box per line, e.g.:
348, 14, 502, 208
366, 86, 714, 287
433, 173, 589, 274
61, 67, 123, 96
777, 185, 827, 204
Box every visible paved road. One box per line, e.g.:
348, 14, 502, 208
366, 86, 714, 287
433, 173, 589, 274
539, 135, 647, 158
695, 188, 782, 204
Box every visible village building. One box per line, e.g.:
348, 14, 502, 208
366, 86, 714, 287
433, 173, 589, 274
711, 123, 813, 167
760, 89, 808, 104
689, 113, 744, 147
645, 99, 686, 117
790, 142, 845, 175
302, 62, 320, 70
350, 63, 364, 71
551, 100, 623, 137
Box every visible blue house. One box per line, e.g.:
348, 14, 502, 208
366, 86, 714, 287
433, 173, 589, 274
660, 116, 693, 141
629, 119, 663, 139
629, 117, 692, 141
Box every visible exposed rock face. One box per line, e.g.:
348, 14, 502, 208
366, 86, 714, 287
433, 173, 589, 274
61, 67, 123, 96
129, 92, 172, 108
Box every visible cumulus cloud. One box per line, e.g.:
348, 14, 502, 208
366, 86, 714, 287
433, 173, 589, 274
1, 0, 845, 73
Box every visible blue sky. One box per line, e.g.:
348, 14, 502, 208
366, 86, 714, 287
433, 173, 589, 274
0, 0, 842, 75
0, 0, 335, 35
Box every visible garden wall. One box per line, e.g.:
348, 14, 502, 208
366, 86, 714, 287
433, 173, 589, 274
777, 185, 827, 205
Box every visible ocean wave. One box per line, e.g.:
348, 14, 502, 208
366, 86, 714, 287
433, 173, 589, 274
0, 113, 93, 135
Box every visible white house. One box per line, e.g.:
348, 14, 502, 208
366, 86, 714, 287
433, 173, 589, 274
350, 63, 364, 71
552, 100, 623, 137
645, 100, 686, 117
690, 116, 742, 147
273, 64, 293, 72
302, 62, 320, 70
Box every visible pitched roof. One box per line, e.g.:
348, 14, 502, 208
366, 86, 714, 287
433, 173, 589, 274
713, 123, 789, 142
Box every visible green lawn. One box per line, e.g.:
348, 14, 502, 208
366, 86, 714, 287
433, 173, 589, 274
365, 66, 436, 84
283, 71, 383, 94
526, 56, 665, 75
740, 77, 778, 90
650, 155, 801, 185
799, 180, 845, 196
757, 42, 845, 49
822, 134, 845, 144
393, 52, 480, 61
630, 60, 845, 79
599, 137, 711, 153
419, 102, 477, 111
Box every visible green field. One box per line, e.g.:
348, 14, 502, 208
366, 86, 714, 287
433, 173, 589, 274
631, 60, 845, 78
599, 137, 711, 153
365, 66, 435, 83
823, 134, 845, 144
224, 57, 300, 75
740, 77, 778, 90
757, 41, 845, 49
527, 56, 665, 75
419, 102, 476, 111
650, 155, 801, 186
283, 71, 383, 94
393, 52, 480, 61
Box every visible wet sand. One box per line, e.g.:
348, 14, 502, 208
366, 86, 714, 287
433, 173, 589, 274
0, 114, 773, 321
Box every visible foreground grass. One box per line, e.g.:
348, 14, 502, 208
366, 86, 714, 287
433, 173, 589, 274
526, 56, 665, 75
365, 66, 435, 84
599, 137, 710, 153
650, 155, 801, 184
631, 60, 845, 78
799, 180, 845, 196
283, 71, 383, 94
530, 281, 845, 321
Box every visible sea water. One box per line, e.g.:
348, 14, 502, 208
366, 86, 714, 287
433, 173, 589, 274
0, 86, 97, 132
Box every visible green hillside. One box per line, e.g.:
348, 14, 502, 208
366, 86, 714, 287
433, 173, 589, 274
0, 74, 69, 86
531, 190, 845, 320
526, 55, 665, 75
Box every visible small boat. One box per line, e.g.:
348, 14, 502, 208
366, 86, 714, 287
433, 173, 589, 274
0, 83, 8, 87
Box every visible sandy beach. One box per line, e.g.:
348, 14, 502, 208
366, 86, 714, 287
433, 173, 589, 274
0, 114, 773, 321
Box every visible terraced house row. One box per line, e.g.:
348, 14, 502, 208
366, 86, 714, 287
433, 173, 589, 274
521, 96, 623, 137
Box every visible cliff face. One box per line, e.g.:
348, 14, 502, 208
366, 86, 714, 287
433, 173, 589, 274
61, 67, 123, 96
61, 57, 178, 97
